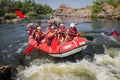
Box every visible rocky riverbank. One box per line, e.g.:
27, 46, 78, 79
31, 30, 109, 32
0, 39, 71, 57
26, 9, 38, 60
0, 17, 23, 24
55, 3, 120, 21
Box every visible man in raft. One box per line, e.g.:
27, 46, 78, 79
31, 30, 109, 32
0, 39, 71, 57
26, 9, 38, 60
34, 27, 45, 45
57, 23, 67, 43
111, 28, 119, 37
45, 26, 57, 46
0, 65, 11, 80
64, 23, 80, 42
26, 23, 35, 36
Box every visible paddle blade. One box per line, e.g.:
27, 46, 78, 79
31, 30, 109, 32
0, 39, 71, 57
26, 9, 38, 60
51, 38, 59, 50
15, 10, 24, 18
24, 45, 33, 55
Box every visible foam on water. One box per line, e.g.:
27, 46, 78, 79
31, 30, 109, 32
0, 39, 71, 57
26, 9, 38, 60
17, 48, 120, 80
16, 42, 28, 53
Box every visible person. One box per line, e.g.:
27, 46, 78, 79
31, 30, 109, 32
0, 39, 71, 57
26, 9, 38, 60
36, 21, 41, 28
26, 23, 35, 36
111, 28, 119, 37
57, 23, 67, 43
34, 27, 45, 45
46, 23, 52, 31
64, 23, 80, 42
0, 65, 11, 80
45, 26, 57, 46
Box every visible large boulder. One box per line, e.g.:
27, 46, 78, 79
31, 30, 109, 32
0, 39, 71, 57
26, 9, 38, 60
98, 3, 115, 18
55, 4, 75, 16
75, 7, 92, 18
113, 7, 120, 20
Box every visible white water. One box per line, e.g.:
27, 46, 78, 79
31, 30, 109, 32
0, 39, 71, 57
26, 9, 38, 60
17, 48, 120, 80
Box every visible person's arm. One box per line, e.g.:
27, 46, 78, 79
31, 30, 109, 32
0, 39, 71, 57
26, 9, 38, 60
0, 66, 9, 70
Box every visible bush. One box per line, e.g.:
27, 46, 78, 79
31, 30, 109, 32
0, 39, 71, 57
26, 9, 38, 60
91, 13, 98, 21
4, 13, 16, 19
26, 11, 38, 16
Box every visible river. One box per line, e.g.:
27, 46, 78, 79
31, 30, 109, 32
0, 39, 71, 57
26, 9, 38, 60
0, 18, 120, 80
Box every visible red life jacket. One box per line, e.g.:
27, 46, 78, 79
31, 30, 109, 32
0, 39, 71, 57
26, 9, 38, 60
60, 27, 66, 33
112, 31, 119, 37
27, 27, 34, 36
68, 27, 78, 39
35, 31, 43, 39
69, 27, 77, 34
46, 30, 55, 42
46, 25, 51, 31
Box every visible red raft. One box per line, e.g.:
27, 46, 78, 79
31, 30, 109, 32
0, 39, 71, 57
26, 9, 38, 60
28, 37, 88, 58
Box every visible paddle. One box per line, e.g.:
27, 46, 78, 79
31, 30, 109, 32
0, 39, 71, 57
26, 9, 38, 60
15, 10, 34, 55
24, 45, 33, 55
51, 38, 58, 50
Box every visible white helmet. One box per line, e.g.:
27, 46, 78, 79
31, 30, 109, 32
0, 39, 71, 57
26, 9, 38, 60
70, 23, 75, 27
37, 27, 41, 30
51, 26, 55, 30
27, 23, 33, 28
60, 24, 64, 26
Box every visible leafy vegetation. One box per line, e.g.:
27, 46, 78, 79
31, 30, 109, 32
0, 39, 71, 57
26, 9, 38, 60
107, 0, 120, 8
4, 13, 16, 19
0, 0, 53, 19
91, 0, 120, 20
91, 13, 98, 21
26, 11, 38, 16
91, 0, 101, 20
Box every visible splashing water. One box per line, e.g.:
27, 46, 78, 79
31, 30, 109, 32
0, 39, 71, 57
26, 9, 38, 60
17, 48, 120, 80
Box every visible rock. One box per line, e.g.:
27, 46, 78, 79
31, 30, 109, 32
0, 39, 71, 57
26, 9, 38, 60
55, 3, 120, 21
113, 7, 120, 20
55, 4, 75, 16
75, 7, 92, 18
98, 3, 115, 18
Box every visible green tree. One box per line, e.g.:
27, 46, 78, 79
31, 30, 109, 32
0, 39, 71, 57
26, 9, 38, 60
91, 0, 101, 20
26, 11, 38, 17
12, 1, 22, 11
43, 4, 53, 14
0, 0, 53, 17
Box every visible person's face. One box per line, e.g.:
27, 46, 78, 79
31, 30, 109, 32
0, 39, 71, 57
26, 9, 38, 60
37, 29, 41, 32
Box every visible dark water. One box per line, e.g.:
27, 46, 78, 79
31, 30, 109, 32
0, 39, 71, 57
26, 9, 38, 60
0, 20, 120, 65
0, 19, 120, 79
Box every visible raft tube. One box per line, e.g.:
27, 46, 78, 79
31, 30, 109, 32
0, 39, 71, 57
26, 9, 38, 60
28, 37, 88, 58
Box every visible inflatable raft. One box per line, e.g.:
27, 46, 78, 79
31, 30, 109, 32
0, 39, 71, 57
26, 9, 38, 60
28, 37, 88, 58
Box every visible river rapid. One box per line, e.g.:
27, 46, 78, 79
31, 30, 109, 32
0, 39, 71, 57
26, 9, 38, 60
0, 19, 120, 80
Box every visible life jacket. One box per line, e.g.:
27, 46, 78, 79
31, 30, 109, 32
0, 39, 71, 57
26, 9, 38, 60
58, 26, 66, 38
112, 31, 119, 37
69, 27, 77, 34
68, 27, 78, 39
60, 27, 66, 33
45, 30, 56, 46
46, 31, 55, 41
27, 27, 34, 36
46, 25, 51, 31
35, 31, 43, 39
